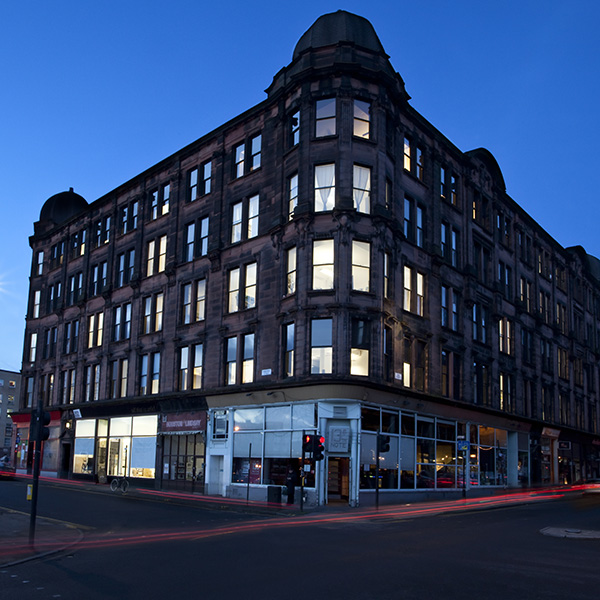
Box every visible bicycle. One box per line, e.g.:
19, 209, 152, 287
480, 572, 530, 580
110, 476, 130, 493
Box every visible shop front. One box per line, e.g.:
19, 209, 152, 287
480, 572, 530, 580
158, 411, 206, 492
73, 414, 158, 486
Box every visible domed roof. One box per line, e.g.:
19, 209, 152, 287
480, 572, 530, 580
293, 10, 385, 60
39, 188, 88, 225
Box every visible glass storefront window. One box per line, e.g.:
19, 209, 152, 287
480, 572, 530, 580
361, 407, 379, 431
73, 437, 94, 474
292, 404, 315, 430
110, 417, 132, 437
234, 408, 263, 431
133, 415, 157, 435
76, 419, 96, 437
382, 411, 399, 434
266, 406, 291, 430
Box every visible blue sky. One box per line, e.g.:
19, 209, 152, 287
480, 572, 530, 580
1, 1, 599, 372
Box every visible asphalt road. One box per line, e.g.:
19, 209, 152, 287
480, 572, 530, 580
1, 480, 599, 600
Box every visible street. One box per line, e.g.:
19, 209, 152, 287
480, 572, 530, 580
1, 479, 599, 599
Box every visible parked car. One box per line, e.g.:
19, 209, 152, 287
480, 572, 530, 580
0, 455, 16, 480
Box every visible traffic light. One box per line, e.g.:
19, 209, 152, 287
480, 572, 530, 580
314, 436, 325, 461
302, 434, 315, 454
377, 434, 390, 453
40, 410, 51, 441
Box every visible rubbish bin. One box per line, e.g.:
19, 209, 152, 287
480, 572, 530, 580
267, 485, 282, 504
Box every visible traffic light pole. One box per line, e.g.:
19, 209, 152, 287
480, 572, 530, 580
29, 398, 43, 547
300, 430, 305, 512
375, 431, 380, 511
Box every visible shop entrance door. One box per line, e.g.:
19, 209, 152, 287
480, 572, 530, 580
327, 457, 349, 503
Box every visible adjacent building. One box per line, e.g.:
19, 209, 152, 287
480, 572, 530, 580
0, 370, 20, 463
13, 11, 600, 506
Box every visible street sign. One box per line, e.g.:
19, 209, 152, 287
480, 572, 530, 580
457, 440, 470, 452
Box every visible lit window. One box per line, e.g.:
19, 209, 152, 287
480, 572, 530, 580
244, 263, 257, 309
242, 334, 255, 383
248, 195, 259, 239
312, 239, 334, 290
288, 173, 298, 219
226, 337, 237, 385
350, 319, 370, 376
314, 164, 335, 212
315, 98, 336, 137
284, 323, 295, 377
228, 268, 240, 313
286, 247, 296, 295
353, 165, 371, 213
352, 240, 370, 292
353, 100, 370, 139
311, 318, 333, 374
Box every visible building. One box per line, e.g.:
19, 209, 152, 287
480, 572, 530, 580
13, 11, 600, 505
0, 369, 20, 463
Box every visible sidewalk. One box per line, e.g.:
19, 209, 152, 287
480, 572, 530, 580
0, 506, 83, 567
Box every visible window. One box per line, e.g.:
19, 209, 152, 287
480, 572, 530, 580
539, 290, 551, 324
90, 261, 108, 296
350, 319, 370, 376
231, 196, 259, 243
290, 110, 300, 146
119, 200, 138, 235
499, 318, 514, 355
87, 312, 104, 348
184, 217, 209, 261
558, 347, 569, 380
60, 369, 76, 404
402, 338, 427, 391
312, 239, 334, 290
520, 277, 532, 313
233, 135, 261, 178
188, 162, 212, 201
311, 318, 333, 374
181, 279, 206, 324
441, 223, 459, 267
244, 263, 257, 309
472, 303, 488, 344
314, 164, 335, 212
47, 282, 62, 312
286, 247, 296, 295
541, 338, 552, 372
116, 249, 135, 287
92, 217, 111, 248
473, 242, 491, 285
441, 285, 459, 331
441, 349, 461, 399
403, 266, 425, 316
113, 303, 132, 342
384, 253, 391, 299
150, 183, 170, 220
498, 261, 512, 300
473, 361, 491, 406
518, 231, 532, 265
109, 358, 129, 399
521, 328, 533, 364
472, 193, 490, 229
440, 166, 458, 206
288, 173, 298, 219
556, 302, 567, 335
228, 263, 257, 313
35, 251, 44, 276
63, 320, 79, 354
50, 241, 65, 269
403, 137, 424, 181
29, 332, 37, 362
140, 352, 161, 395
352, 240, 370, 292
383, 326, 393, 381
496, 211, 512, 248
32, 290, 41, 318
242, 333, 255, 384
499, 372, 514, 412
250, 135, 261, 171
538, 249, 552, 280
226, 337, 237, 385
353, 100, 370, 139
66, 272, 83, 305
70, 228, 87, 258
146, 235, 167, 277
403, 197, 424, 247
84, 364, 100, 402
179, 344, 203, 390
315, 98, 336, 137
142, 292, 164, 334
353, 165, 371, 213
284, 323, 294, 377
